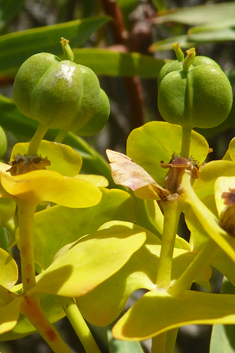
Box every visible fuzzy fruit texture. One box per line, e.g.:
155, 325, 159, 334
13, 53, 110, 133
158, 53, 233, 129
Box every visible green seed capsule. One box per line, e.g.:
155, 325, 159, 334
76, 89, 110, 136
13, 52, 109, 133
158, 47, 233, 129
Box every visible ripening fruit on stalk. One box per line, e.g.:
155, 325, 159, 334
13, 39, 110, 135
158, 43, 233, 129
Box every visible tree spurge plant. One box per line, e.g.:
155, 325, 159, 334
1, 38, 235, 353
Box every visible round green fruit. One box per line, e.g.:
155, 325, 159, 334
158, 53, 233, 129
13, 53, 105, 132
76, 89, 110, 136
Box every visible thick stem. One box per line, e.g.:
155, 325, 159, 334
28, 124, 48, 156
156, 199, 181, 290
17, 202, 37, 292
59, 296, 102, 353
21, 294, 72, 353
168, 238, 219, 297
180, 126, 192, 158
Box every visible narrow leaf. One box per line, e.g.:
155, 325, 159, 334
74, 48, 165, 77
155, 3, 235, 25
0, 16, 110, 76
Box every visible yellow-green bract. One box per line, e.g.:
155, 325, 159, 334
158, 55, 233, 129
13, 53, 110, 134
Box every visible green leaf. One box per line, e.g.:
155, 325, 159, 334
108, 328, 144, 353
155, 3, 235, 25
210, 279, 235, 353
193, 160, 235, 200
0, 248, 18, 289
1, 167, 102, 208
33, 188, 135, 269
0, 293, 65, 340
149, 35, 195, 52
77, 227, 210, 326
227, 137, 235, 161
182, 173, 235, 262
126, 121, 209, 187
113, 290, 235, 341
0, 0, 25, 31
185, 195, 216, 252
73, 49, 165, 77
10, 140, 83, 177
189, 28, 235, 43
0, 297, 22, 334
0, 16, 110, 76
31, 221, 147, 296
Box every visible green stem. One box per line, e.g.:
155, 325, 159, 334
17, 202, 37, 292
168, 238, 219, 297
60, 37, 74, 61
59, 296, 102, 353
180, 126, 191, 158
21, 294, 72, 353
172, 43, 184, 62
156, 199, 181, 290
28, 124, 48, 156
183, 48, 195, 74
54, 130, 68, 143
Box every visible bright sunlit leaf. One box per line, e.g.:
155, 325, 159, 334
32, 188, 135, 269
77, 224, 210, 326
126, 122, 209, 187
1, 169, 102, 207
113, 290, 235, 340
182, 173, 235, 262
31, 221, 147, 296
0, 297, 22, 334
11, 141, 83, 177
0, 248, 18, 289
0, 293, 65, 340
193, 160, 235, 199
